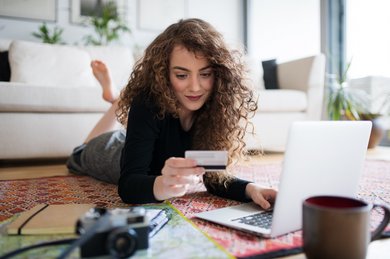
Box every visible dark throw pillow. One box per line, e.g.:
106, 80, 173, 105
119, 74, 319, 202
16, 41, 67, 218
0, 51, 11, 81
262, 59, 279, 90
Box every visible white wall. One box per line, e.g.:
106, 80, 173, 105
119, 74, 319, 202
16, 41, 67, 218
0, 0, 321, 62
247, 0, 321, 62
346, 0, 390, 78
0, 0, 244, 52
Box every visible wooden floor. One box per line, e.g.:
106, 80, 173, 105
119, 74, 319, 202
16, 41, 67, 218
0, 146, 389, 181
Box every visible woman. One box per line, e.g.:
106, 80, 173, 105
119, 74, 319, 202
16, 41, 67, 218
67, 18, 276, 209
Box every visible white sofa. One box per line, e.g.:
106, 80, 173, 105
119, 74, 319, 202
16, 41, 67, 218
0, 40, 134, 159
0, 39, 325, 159
245, 54, 326, 152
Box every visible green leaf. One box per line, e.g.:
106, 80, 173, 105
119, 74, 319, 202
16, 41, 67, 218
32, 23, 64, 44
83, 1, 131, 46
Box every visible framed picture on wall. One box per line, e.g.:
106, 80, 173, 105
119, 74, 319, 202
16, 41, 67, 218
70, 0, 126, 25
0, 0, 56, 22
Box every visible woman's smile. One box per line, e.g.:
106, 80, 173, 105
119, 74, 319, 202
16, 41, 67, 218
186, 95, 203, 101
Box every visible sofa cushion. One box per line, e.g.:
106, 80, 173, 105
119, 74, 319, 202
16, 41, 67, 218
256, 89, 307, 112
9, 41, 96, 87
81, 46, 134, 89
0, 51, 10, 81
0, 82, 109, 112
262, 59, 279, 89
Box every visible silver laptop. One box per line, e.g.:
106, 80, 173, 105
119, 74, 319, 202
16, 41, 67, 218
195, 121, 372, 238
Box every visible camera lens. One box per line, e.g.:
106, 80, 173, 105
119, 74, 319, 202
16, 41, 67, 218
107, 227, 138, 258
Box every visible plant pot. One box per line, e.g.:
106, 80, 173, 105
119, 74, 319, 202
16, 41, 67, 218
367, 117, 385, 149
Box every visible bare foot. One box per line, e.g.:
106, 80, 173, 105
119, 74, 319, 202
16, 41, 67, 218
91, 60, 118, 103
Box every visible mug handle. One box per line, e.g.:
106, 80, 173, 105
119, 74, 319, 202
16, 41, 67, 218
371, 204, 390, 241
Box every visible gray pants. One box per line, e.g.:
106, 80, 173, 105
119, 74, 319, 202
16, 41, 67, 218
66, 130, 125, 184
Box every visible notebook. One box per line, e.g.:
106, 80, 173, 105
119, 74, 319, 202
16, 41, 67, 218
7, 204, 170, 237
7, 204, 95, 235
195, 121, 372, 238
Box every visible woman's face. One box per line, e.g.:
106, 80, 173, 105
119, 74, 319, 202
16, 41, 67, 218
169, 45, 214, 116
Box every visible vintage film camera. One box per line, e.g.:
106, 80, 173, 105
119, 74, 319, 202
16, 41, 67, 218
76, 207, 149, 258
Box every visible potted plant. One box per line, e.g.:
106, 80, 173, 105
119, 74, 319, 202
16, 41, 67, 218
32, 23, 64, 44
326, 62, 390, 148
83, 1, 131, 46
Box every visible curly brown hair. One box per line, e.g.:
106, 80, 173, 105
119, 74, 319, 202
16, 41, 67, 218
117, 18, 257, 185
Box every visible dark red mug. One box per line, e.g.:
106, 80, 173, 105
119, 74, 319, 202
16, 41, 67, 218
302, 195, 390, 259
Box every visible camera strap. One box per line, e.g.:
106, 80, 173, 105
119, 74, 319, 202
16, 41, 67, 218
57, 213, 111, 259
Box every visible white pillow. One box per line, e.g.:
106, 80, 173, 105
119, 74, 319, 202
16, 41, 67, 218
9, 41, 96, 87
81, 45, 134, 89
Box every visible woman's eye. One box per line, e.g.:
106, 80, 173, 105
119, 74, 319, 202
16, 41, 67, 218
200, 72, 213, 78
176, 74, 188, 79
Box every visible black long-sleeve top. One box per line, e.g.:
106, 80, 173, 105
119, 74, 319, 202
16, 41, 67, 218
118, 95, 251, 204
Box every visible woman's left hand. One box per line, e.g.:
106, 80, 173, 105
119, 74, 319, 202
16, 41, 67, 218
245, 183, 277, 210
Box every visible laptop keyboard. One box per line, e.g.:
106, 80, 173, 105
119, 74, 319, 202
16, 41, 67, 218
231, 210, 273, 229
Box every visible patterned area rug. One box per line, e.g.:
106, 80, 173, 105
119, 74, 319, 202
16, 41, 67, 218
0, 160, 389, 258
172, 160, 390, 257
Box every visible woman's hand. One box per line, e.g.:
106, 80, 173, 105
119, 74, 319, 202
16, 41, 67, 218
245, 183, 277, 210
153, 157, 205, 201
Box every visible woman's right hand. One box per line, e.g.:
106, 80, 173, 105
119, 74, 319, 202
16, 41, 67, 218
153, 157, 205, 201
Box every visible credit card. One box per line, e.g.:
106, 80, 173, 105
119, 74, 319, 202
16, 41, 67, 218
185, 150, 228, 171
